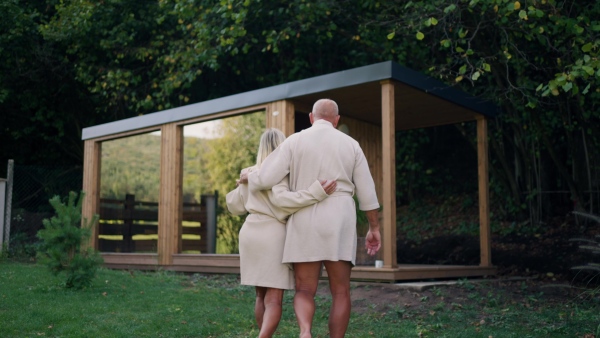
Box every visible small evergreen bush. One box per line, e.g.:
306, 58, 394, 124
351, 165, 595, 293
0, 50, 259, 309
36, 191, 103, 289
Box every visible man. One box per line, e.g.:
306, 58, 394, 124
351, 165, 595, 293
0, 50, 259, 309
245, 98, 381, 338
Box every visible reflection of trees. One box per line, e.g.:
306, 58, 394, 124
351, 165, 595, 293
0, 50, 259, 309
100, 134, 161, 201
185, 112, 264, 254
99, 112, 265, 254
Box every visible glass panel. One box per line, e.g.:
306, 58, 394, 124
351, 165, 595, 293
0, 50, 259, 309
98, 132, 161, 253
182, 112, 264, 254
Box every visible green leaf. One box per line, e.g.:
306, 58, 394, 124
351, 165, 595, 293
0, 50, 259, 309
518, 10, 528, 20
440, 39, 451, 48
416, 31, 425, 40
387, 32, 395, 40
583, 83, 591, 94
459, 64, 467, 74
424, 18, 431, 27
444, 4, 456, 13
455, 46, 465, 53
582, 43, 593, 52
535, 83, 543, 91
483, 63, 491, 72
562, 82, 573, 92
431, 17, 438, 26
582, 66, 594, 75
472, 71, 481, 80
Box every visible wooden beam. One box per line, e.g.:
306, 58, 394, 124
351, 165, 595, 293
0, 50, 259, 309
266, 100, 295, 136
381, 80, 397, 268
477, 117, 492, 267
158, 124, 184, 265
82, 140, 101, 250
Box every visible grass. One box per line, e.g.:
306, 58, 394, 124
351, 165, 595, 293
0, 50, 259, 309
1, 261, 599, 337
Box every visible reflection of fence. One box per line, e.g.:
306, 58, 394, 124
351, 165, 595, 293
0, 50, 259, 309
99, 193, 217, 253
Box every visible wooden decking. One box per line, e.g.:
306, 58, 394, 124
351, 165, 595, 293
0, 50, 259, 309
101, 253, 496, 282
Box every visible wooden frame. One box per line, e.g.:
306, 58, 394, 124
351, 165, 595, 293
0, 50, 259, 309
381, 80, 397, 268
81, 61, 497, 280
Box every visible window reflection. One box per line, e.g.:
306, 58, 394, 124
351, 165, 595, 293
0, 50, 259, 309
183, 112, 265, 254
98, 132, 161, 253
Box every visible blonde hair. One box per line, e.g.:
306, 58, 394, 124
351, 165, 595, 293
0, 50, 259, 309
256, 128, 286, 168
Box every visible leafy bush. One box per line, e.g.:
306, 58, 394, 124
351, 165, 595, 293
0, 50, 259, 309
36, 191, 103, 289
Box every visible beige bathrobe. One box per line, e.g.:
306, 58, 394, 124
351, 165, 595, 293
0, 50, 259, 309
226, 170, 328, 289
249, 119, 380, 265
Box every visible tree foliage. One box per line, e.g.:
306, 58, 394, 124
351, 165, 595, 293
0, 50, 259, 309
3, 0, 600, 230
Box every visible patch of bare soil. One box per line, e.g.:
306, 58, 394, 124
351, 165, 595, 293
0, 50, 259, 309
316, 278, 593, 317
319, 215, 600, 318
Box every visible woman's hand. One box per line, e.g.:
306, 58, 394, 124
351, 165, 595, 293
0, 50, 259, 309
319, 179, 337, 195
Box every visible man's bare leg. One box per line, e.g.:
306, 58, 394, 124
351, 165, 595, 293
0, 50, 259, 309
255, 286, 267, 329
293, 261, 322, 338
259, 288, 284, 338
323, 260, 352, 338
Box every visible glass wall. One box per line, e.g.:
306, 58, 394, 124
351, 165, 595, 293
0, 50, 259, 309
182, 112, 264, 254
98, 132, 161, 253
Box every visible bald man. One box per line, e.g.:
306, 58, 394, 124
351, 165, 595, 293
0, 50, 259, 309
246, 99, 381, 338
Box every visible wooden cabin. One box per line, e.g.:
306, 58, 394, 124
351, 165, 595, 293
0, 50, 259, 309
81, 61, 498, 281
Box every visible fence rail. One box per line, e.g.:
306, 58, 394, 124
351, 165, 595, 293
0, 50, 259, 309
98, 193, 217, 254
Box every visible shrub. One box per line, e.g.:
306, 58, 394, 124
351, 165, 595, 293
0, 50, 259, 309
36, 191, 103, 289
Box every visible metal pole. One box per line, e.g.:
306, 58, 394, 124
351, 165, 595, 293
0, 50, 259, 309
4, 160, 13, 250
0, 178, 6, 251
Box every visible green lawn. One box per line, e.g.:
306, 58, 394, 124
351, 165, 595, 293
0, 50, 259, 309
0, 261, 598, 337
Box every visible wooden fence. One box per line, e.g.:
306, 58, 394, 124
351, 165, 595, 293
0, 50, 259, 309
98, 193, 217, 253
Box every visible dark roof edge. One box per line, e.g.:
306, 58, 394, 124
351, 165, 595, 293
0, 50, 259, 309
390, 63, 500, 117
81, 62, 394, 140
82, 61, 499, 140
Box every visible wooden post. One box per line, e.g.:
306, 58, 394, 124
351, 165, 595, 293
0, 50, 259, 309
477, 117, 492, 267
381, 80, 397, 268
266, 100, 295, 136
123, 194, 135, 252
158, 124, 184, 265
82, 140, 101, 250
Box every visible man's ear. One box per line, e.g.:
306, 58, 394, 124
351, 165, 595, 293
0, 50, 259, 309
309, 112, 314, 124
333, 115, 340, 128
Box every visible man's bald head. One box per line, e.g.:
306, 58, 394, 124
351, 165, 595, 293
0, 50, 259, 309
310, 99, 340, 127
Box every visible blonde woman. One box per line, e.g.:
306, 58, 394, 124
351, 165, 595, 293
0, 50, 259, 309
226, 128, 337, 338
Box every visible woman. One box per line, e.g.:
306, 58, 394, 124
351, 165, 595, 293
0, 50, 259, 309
226, 128, 336, 338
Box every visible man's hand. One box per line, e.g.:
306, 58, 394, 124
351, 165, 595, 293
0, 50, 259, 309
364, 208, 381, 256
365, 229, 381, 256
319, 179, 337, 195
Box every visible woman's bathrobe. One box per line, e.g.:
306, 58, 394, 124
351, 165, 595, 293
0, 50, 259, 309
226, 169, 328, 289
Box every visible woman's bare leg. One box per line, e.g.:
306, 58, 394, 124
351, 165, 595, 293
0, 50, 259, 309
258, 288, 285, 338
293, 262, 323, 338
255, 286, 267, 329
323, 261, 352, 338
